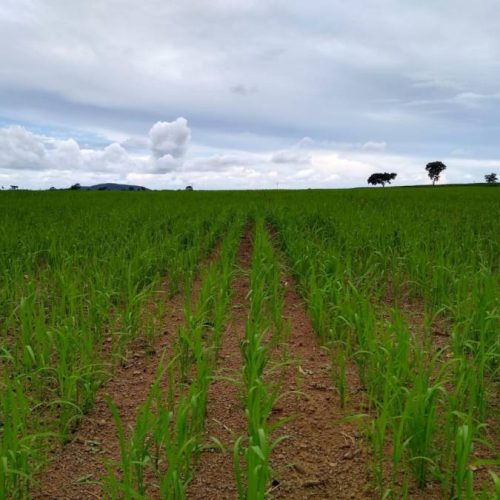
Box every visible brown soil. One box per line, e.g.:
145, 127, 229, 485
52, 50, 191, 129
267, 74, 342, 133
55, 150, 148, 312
34, 278, 185, 499
34, 228, 496, 500
267, 248, 372, 499
186, 227, 253, 499
189, 228, 373, 499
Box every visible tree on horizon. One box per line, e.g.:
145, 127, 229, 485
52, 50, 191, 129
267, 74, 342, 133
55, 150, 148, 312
425, 161, 447, 186
367, 172, 397, 187
485, 173, 498, 185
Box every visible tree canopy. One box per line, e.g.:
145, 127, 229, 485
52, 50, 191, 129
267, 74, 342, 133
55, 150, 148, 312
367, 172, 397, 187
485, 173, 498, 185
425, 161, 447, 186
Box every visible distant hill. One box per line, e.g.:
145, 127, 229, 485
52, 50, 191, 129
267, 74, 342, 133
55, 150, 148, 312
80, 183, 149, 191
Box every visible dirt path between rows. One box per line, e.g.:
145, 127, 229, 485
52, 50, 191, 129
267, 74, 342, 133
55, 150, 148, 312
34, 231, 225, 500
34, 278, 185, 499
186, 227, 253, 499
267, 234, 371, 499
188, 228, 373, 499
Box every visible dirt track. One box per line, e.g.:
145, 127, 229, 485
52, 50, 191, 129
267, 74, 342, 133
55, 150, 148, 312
188, 228, 372, 499
186, 228, 253, 499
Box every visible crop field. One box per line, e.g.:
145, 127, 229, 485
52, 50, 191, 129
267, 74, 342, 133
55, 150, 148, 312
0, 187, 499, 499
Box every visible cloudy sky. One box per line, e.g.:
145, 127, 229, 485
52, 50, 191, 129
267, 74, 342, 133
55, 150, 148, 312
1, 0, 500, 190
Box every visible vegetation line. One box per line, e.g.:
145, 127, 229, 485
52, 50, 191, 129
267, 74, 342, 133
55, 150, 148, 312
102, 217, 245, 498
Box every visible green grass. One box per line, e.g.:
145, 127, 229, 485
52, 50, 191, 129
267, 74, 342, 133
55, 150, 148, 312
0, 187, 498, 499
103, 215, 244, 498
269, 186, 499, 498
234, 217, 287, 499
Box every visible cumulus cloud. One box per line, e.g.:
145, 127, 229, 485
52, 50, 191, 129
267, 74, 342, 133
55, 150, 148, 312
0, 125, 144, 174
0, 125, 47, 170
0, 117, 192, 179
154, 154, 179, 174
149, 118, 190, 160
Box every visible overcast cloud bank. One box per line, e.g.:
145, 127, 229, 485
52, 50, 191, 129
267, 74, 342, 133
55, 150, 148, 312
1, 0, 500, 189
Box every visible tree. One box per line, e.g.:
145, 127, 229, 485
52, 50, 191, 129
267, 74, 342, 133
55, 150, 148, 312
69, 183, 81, 190
367, 172, 397, 187
425, 161, 446, 186
485, 173, 498, 185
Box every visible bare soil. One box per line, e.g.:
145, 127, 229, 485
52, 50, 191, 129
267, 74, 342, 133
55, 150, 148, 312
34, 278, 185, 499
186, 228, 253, 499
189, 229, 373, 499
267, 244, 372, 499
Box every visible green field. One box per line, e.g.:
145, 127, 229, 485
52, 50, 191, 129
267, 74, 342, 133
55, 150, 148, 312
0, 187, 499, 499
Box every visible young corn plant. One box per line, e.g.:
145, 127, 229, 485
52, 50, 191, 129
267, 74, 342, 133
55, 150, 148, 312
104, 218, 244, 498
234, 219, 288, 499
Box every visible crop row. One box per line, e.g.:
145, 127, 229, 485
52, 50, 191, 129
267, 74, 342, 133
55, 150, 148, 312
103, 216, 244, 498
0, 192, 235, 498
269, 189, 499, 499
234, 218, 288, 499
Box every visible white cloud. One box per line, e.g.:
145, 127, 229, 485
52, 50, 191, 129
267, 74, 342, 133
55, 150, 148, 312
271, 150, 311, 164
0, 118, 192, 179
1, 122, 499, 190
148, 118, 191, 160
0, 125, 46, 170
155, 154, 179, 173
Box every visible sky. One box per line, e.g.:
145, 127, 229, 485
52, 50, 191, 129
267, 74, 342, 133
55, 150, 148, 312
1, 0, 500, 190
